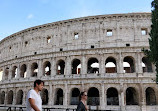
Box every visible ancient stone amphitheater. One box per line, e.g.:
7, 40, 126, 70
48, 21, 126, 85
0, 12, 158, 111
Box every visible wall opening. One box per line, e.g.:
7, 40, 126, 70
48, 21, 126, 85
123, 57, 135, 73
20, 64, 27, 78
12, 66, 17, 78
7, 90, 13, 104
105, 57, 117, 73
146, 87, 156, 105
126, 87, 139, 105
142, 57, 153, 72
57, 60, 65, 75
70, 88, 80, 105
87, 58, 99, 74
0, 91, 5, 104
16, 90, 23, 105
107, 88, 119, 105
31, 63, 38, 77
41, 89, 49, 105
55, 89, 63, 105
72, 59, 81, 74
87, 87, 100, 105
43, 61, 51, 76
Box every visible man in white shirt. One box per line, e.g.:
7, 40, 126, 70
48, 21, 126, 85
26, 79, 44, 111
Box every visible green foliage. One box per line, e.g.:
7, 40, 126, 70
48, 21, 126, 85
143, 0, 158, 83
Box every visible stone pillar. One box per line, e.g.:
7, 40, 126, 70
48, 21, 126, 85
12, 88, 16, 105
81, 55, 87, 74
120, 83, 126, 111
38, 59, 43, 78
2, 67, 5, 80
65, 56, 71, 75
4, 89, 7, 105
51, 57, 56, 77
8, 65, 12, 80
117, 52, 124, 74
16, 64, 20, 79
99, 55, 104, 74
26, 63, 31, 78
140, 83, 147, 111
64, 83, 68, 107
136, 52, 143, 74
22, 89, 26, 105
100, 83, 105, 109
48, 84, 53, 106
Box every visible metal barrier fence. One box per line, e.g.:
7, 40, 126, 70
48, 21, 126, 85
0, 106, 76, 111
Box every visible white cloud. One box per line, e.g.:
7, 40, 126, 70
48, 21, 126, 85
27, 14, 34, 19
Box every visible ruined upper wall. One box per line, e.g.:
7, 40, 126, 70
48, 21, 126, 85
0, 12, 151, 62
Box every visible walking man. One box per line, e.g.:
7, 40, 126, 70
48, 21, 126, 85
26, 79, 44, 111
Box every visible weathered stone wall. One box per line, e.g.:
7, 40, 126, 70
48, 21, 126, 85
0, 13, 158, 111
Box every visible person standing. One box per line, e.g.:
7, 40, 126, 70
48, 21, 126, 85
26, 79, 44, 111
76, 91, 88, 111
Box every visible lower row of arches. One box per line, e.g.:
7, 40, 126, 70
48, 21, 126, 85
0, 87, 157, 106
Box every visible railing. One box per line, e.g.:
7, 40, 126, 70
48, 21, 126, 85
1, 106, 76, 111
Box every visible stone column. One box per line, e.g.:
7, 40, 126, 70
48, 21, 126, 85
51, 57, 56, 77
48, 84, 53, 106
120, 83, 126, 111
139, 83, 147, 111
8, 65, 12, 80
22, 89, 26, 105
117, 52, 124, 74
81, 55, 87, 74
2, 67, 5, 80
26, 63, 31, 78
12, 88, 16, 105
100, 83, 105, 109
64, 56, 71, 75
99, 55, 104, 74
4, 89, 7, 105
16, 64, 20, 79
64, 83, 68, 107
38, 59, 43, 78
136, 52, 143, 74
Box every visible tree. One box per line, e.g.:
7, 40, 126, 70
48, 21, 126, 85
143, 0, 158, 83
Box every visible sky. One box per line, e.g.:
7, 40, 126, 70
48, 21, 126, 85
0, 0, 153, 41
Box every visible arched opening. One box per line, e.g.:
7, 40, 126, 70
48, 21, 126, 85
57, 60, 65, 75
142, 57, 153, 73
12, 66, 17, 78
126, 87, 139, 105
72, 59, 81, 74
0, 91, 5, 104
5, 67, 9, 80
87, 58, 99, 74
146, 87, 156, 105
7, 90, 13, 104
70, 88, 80, 105
87, 87, 100, 105
43, 61, 51, 76
107, 88, 119, 105
55, 89, 63, 105
20, 64, 27, 78
123, 57, 135, 73
41, 89, 49, 105
31, 63, 38, 77
105, 57, 117, 73
16, 90, 23, 105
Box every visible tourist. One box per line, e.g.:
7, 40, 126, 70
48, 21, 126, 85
26, 79, 44, 111
76, 91, 88, 111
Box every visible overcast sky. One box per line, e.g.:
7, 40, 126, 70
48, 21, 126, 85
0, 0, 152, 41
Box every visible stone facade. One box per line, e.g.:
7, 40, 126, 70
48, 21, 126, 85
0, 12, 158, 111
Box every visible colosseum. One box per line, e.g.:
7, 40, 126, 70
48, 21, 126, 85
0, 12, 158, 111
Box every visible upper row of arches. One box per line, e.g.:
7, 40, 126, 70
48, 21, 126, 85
1, 56, 153, 80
